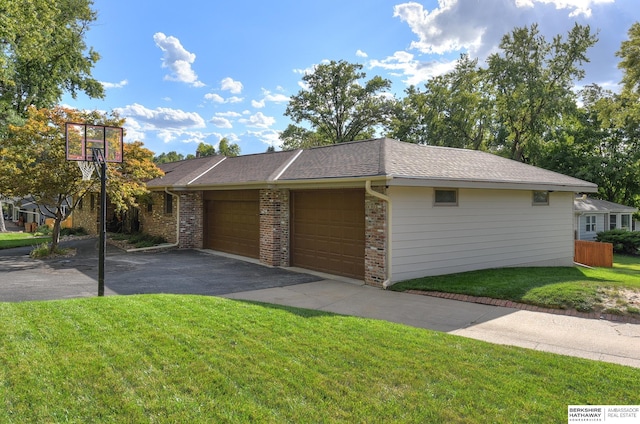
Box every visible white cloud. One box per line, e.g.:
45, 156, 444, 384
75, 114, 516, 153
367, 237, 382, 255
210, 116, 233, 128
226, 96, 244, 103
115, 103, 206, 129
153, 32, 204, 87
393, 1, 484, 55
252, 89, 289, 108
221, 77, 243, 94
216, 111, 242, 118
370, 51, 457, 85
247, 129, 282, 149
204, 93, 225, 103
239, 112, 275, 128
101, 79, 128, 89
515, 0, 614, 17
356, 49, 368, 58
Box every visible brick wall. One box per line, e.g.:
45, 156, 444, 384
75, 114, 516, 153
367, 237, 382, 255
259, 188, 290, 266
365, 186, 388, 287
178, 191, 203, 248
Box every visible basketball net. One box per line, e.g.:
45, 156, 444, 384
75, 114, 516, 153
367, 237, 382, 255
77, 161, 95, 181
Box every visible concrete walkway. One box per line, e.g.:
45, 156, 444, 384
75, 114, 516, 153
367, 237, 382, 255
223, 279, 640, 368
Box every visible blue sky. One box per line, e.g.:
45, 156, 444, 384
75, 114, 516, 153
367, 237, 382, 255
61, 0, 640, 157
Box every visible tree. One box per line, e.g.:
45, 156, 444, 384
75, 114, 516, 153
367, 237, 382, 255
538, 85, 640, 206
217, 138, 240, 157
0, 0, 104, 122
281, 60, 393, 149
389, 54, 491, 149
485, 23, 597, 163
196, 142, 216, 157
154, 151, 185, 164
0, 106, 162, 250
617, 22, 640, 94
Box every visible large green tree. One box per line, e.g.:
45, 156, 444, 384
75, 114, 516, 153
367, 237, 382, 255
281, 60, 393, 149
389, 54, 491, 149
617, 22, 640, 94
0, 0, 103, 121
0, 106, 162, 250
486, 23, 597, 163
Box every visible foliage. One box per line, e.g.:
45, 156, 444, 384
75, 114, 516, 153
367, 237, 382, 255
596, 229, 640, 255
390, 55, 491, 149
0, 106, 162, 251
110, 232, 167, 248
485, 24, 597, 163
217, 137, 240, 157
154, 151, 185, 164
60, 227, 88, 236
391, 256, 640, 315
0, 0, 103, 124
282, 60, 393, 149
0, 295, 638, 423
617, 22, 640, 94
196, 141, 216, 157
29, 242, 70, 258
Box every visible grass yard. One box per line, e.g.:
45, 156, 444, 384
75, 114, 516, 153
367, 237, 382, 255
0, 232, 51, 249
391, 255, 640, 315
0, 295, 638, 423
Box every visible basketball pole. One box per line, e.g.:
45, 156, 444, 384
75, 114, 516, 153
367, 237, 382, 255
94, 148, 107, 297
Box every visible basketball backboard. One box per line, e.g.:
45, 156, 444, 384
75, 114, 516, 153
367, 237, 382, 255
65, 123, 123, 163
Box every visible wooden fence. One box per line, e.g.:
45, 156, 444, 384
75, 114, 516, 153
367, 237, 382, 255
574, 240, 613, 268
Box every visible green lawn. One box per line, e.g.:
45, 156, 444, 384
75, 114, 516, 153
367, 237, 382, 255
0, 295, 638, 423
0, 232, 51, 249
391, 255, 640, 315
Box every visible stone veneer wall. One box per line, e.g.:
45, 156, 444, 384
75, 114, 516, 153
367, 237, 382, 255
139, 191, 178, 244
364, 186, 388, 287
259, 188, 290, 266
72, 194, 99, 235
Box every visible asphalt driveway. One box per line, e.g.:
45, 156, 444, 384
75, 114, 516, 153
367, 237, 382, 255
0, 237, 322, 302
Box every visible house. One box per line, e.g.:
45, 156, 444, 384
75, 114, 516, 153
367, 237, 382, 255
137, 138, 597, 287
574, 196, 638, 241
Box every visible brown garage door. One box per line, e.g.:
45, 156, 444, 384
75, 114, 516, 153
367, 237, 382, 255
291, 189, 365, 279
204, 190, 259, 258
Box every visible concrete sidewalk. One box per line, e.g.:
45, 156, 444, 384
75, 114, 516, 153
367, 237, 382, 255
223, 279, 640, 368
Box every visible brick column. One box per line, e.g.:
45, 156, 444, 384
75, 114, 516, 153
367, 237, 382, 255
260, 188, 290, 266
178, 191, 203, 248
365, 186, 388, 287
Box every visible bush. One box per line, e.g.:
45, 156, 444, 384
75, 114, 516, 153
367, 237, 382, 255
60, 227, 88, 236
596, 229, 640, 255
29, 243, 70, 258
36, 225, 52, 235
110, 232, 167, 248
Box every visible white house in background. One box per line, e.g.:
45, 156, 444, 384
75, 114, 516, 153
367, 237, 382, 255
574, 196, 638, 241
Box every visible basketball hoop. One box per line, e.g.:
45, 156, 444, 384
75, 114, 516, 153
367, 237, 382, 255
77, 161, 95, 181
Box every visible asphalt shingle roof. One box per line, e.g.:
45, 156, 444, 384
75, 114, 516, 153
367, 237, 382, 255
147, 138, 597, 192
574, 197, 637, 213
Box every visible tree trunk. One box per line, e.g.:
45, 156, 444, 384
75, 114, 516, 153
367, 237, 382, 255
50, 209, 62, 252
0, 200, 6, 233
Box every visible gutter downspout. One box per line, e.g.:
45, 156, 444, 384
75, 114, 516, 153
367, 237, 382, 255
365, 180, 393, 289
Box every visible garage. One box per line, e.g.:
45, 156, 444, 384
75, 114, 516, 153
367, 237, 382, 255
291, 189, 365, 279
204, 190, 259, 258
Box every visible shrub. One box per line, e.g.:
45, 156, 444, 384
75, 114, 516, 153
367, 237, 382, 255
60, 227, 88, 236
29, 243, 70, 258
596, 229, 640, 255
36, 225, 52, 235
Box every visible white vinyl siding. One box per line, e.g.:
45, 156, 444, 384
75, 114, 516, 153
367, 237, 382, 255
389, 187, 574, 282
576, 214, 605, 241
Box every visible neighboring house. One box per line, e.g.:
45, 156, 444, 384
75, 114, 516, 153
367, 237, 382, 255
574, 196, 638, 241
139, 138, 597, 287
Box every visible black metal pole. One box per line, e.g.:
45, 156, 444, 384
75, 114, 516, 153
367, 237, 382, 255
98, 159, 107, 296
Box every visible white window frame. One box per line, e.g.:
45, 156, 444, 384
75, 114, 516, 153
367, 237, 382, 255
585, 215, 596, 232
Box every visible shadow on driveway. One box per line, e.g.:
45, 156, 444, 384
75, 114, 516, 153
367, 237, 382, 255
0, 237, 322, 302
